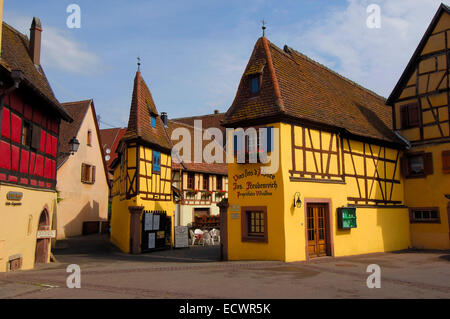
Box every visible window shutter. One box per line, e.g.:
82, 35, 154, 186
267, 127, 273, 152
31, 124, 41, 150
442, 150, 450, 174
424, 153, 434, 175
92, 166, 96, 184
400, 105, 408, 129
81, 164, 86, 183
408, 103, 420, 127
400, 156, 409, 177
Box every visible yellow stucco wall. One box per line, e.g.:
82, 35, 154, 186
226, 123, 411, 262
110, 144, 174, 253
56, 105, 109, 239
0, 183, 56, 272
403, 143, 450, 249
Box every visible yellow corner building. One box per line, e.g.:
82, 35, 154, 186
221, 35, 412, 262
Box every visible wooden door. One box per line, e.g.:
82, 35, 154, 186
307, 204, 328, 258
35, 210, 50, 264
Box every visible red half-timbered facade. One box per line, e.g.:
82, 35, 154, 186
0, 90, 59, 189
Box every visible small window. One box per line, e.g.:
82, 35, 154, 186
410, 207, 440, 223
152, 151, 161, 173
203, 174, 209, 190
241, 206, 267, 243
400, 103, 420, 129
21, 121, 32, 147
187, 172, 195, 189
151, 116, 156, 128
402, 153, 433, 178
216, 176, 223, 191
87, 130, 92, 146
442, 150, 450, 174
81, 163, 96, 184
250, 75, 260, 94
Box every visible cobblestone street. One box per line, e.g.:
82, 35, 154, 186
0, 235, 449, 299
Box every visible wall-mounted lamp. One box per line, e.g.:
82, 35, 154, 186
294, 192, 302, 208
59, 137, 80, 156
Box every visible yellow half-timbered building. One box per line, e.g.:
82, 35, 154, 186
387, 3, 450, 250
110, 68, 174, 253
221, 34, 411, 262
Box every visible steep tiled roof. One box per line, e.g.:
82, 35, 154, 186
57, 100, 92, 167
99, 127, 127, 171
0, 21, 71, 122
121, 70, 172, 152
167, 120, 227, 175
223, 37, 401, 145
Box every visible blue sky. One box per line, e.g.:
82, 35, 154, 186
3, 0, 445, 129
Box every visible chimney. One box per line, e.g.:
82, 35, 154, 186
214, 109, 219, 114
29, 17, 42, 66
0, 0, 4, 57
161, 112, 168, 127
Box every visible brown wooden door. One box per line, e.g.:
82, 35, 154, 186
307, 204, 328, 258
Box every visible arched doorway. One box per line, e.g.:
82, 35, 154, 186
35, 210, 50, 264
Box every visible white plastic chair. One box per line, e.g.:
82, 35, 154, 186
202, 231, 214, 246
210, 228, 220, 244
189, 229, 197, 245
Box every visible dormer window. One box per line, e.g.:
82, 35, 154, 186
151, 116, 156, 128
250, 75, 260, 94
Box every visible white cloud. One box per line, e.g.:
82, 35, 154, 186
273, 0, 445, 97
3, 13, 101, 75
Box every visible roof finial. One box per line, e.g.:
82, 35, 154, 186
137, 56, 141, 71
261, 19, 266, 37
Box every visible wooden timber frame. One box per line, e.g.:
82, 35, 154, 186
392, 26, 450, 144
115, 138, 172, 202
289, 124, 403, 208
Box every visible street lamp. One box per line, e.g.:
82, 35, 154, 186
58, 137, 80, 156
68, 137, 80, 155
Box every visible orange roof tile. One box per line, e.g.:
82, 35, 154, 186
223, 37, 402, 145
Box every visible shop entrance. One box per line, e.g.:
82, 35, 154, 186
35, 210, 50, 264
306, 203, 330, 258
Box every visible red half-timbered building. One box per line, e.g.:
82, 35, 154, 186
0, 17, 72, 272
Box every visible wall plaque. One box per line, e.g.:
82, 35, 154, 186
230, 204, 240, 212
36, 230, 56, 239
